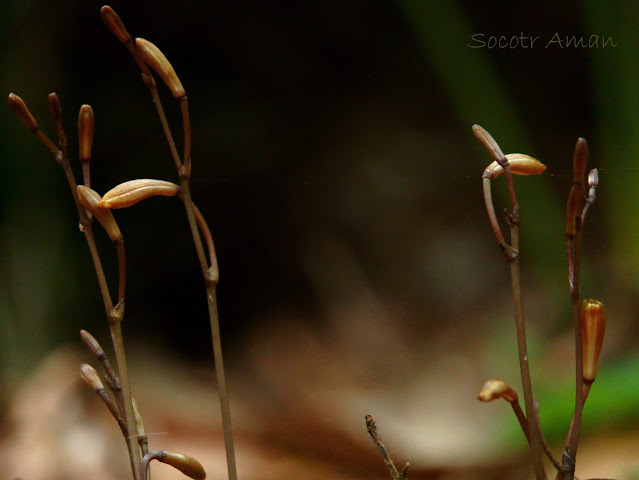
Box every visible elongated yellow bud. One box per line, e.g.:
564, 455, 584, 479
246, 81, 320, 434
100, 6, 132, 44
78, 105, 95, 162
158, 452, 206, 480
79, 363, 104, 392
477, 379, 518, 403
77, 185, 123, 242
135, 38, 185, 99
100, 179, 180, 209
8, 93, 38, 132
581, 299, 606, 381
485, 153, 546, 179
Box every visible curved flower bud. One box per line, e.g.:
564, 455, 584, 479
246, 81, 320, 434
100, 6, 132, 44
135, 38, 185, 99
581, 299, 606, 382
478, 379, 518, 403
485, 153, 546, 179
472, 124, 505, 162
77, 185, 123, 242
143, 451, 206, 480
100, 179, 180, 209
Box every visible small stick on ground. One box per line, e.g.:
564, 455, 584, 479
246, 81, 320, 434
365, 415, 410, 480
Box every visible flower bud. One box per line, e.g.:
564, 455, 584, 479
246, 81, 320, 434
478, 379, 518, 403
78, 105, 95, 162
100, 179, 180, 209
485, 153, 546, 179
80, 330, 107, 360
158, 452, 206, 480
77, 185, 123, 242
79, 363, 104, 392
581, 299, 606, 381
48, 93, 62, 120
100, 6, 132, 44
587, 168, 599, 201
472, 124, 505, 163
135, 38, 186, 99
573, 138, 589, 185
8, 93, 38, 132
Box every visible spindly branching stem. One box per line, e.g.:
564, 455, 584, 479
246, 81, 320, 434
7, 92, 143, 480
474, 124, 547, 480
556, 139, 599, 480
99, 7, 238, 479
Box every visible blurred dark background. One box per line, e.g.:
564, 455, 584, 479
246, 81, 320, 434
2, 0, 639, 478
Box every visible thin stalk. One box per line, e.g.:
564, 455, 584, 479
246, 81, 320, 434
501, 164, 546, 480
180, 99, 191, 176
180, 179, 236, 480
556, 232, 584, 480
119, 15, 237, 474
149, 85, 182, 172
510, 400, 530, 443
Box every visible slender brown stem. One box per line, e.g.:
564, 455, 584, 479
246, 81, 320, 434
180, 180, 237, 480
116, 240, 127, 303
180, 99, 191, 177
510, 400, 530, 443
149, 86, 183, 172
500, 163, 546, 480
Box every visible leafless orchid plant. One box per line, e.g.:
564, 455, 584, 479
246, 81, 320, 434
8, 6, 237, 480
472, 125, 604, 480
365, 127, 607, 480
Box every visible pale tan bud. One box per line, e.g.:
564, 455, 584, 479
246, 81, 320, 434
588, 168, 599, 188
79, 363, 104, 392
100, 6, 132, 44
77, 185, 123, 242
135, 38, 186, 99
100, 179, 180, 209
78, 105, 95, 162
158, 452, 206, 480
8, 93, 38, 132
80, 329, 106, 359
587, 168, 599, 201
581, 299, 606, 381
472, 124, 505, 162
485, 153, 546, 179
478, 379, 518, 403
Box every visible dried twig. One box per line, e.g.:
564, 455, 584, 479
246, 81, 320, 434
365, 415, 410, 480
